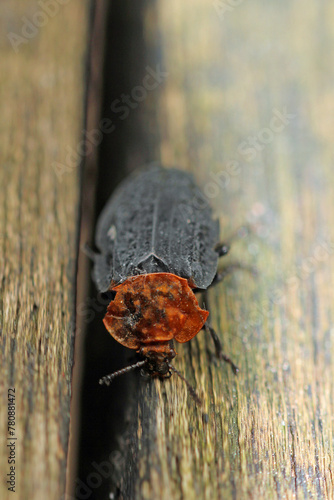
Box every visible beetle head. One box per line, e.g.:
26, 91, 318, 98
99, 346, 202, 405
139, 345, 176, 378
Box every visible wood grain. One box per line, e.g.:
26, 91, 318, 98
114, 0, 334, 498
0, 1, 89, 499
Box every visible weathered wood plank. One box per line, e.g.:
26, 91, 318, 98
66, 2, 109, 497
111, 0, 334, 498
0, 1, 89, 499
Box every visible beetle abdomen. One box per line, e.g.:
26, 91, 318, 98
94, 165, 220, 292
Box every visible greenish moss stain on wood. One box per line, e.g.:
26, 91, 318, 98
0, 2, 89, 499
117, 1, 334, 498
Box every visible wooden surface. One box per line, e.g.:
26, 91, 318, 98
0, 1, 89, 499
2, 1, 334, 499
113, 0, 334, 498
66, 1, 109, 496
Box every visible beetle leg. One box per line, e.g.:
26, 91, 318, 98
81, 242, 98, 261
210, 262, 257, 288
214, 242, 230, 257
215, 225, 251, 258
203, 323, 239, 374
201, 290, 238, 374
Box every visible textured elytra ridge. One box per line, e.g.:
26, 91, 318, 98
103, 272, 209, 349
94, 166, 220, 292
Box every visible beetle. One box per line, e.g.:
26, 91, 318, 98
91, 165, 239, 398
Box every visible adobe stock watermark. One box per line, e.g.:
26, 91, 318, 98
213, 0, 244, 20
237, 107, 295, 162
178, 107, 295, 222
76, 292, 110, 330
60, 451, 124, 500
246, 237, 334, 329
52, 65, 168, 181
7, 0, 71, 53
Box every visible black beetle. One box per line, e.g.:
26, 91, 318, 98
90, 165, 239, 399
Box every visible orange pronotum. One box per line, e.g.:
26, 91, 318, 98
103, 272, 209, 349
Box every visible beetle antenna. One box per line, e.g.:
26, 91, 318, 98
168, 364, 202, 406
99, 360, 147, 386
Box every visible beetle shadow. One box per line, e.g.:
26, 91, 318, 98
75, 0, 161, 498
